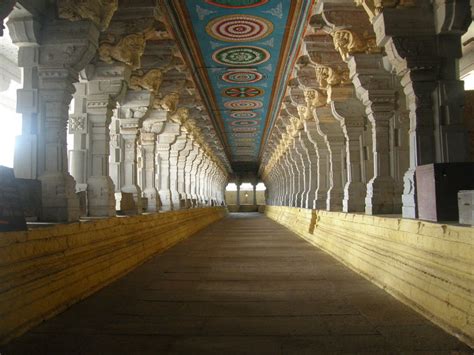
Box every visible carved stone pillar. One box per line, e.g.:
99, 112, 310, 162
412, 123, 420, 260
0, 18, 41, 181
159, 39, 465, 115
252, 182, 257, 206
37, 68, 82, 221
199, 157, 210, 205
330, 88, 367, 213
184, 142, 199, 208
300, 105, 328, 210
297, 130, 319, 209
156, 120, 179, 211
117, 90, 151, 214
169, 130, 187, 210
120, 120, 142, 214
7, 14, 40, 180
236, 180, 241, 207
292, 132, 308, 208
307, 90, 345, 212
190, 146, 203, 207
142, 110, 166, 210
177, 137, 193, 209
368, 3, 471, 217
69, 82, 88, 193
21, 17, 100, 221
140, 131, 159, 212
288, 139, 303, 207
109, 115, 123, 195
349, 53, 399, 214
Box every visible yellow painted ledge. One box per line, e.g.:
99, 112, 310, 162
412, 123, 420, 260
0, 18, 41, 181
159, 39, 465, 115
0, 207, 227, 344
265, 205, 474, 347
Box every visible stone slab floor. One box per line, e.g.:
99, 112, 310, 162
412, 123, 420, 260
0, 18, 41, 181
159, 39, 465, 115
2, 213, 471, 354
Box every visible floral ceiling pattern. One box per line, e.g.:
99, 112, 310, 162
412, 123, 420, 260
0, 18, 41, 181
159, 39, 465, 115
164, 0, 311, 169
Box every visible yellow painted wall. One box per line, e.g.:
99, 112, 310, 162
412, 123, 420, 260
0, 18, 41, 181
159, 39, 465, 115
0, 207, 227, 344
265, 205, 474, 347
225, 190, 237, 204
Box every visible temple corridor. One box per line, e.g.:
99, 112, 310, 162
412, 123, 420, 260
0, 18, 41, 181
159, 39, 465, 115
1, 213, 470, 354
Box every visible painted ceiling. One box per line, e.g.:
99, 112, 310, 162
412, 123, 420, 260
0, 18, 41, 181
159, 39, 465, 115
163, 0, 311, 172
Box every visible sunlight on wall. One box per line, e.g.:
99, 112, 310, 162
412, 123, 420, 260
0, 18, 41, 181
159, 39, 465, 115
462, 70, 474, 90
226, 183, 237, 191
240, 183, 253, 191
0, 81, 22, 168
226, 182, 266, 191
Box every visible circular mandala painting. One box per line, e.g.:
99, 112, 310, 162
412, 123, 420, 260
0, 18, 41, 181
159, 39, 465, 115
222, 70, 264, 83
231, 132, 257, 137
230, 111, 258, 119
212, 46, 270, 66
233, 127, 258, 133
223, 87, 264, 98
224, 100, 263, 110
205, 0, 269, 8
233, 138, 255, 143
230, 119, 259, 126
206, 15, 273, 42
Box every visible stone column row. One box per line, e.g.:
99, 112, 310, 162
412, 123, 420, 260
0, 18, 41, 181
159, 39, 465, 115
8, 6, 229, 222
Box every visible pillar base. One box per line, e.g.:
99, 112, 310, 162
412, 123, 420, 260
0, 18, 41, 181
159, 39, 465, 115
121, 185, 143, 215
143, 188, 161, 212
365, 176, 398, 215
171, 189, 181, 210
343, 182, 367, 213
39, 172, 80, 222
327, 188, 344, 212
402, 168, 417, 218
313, 198, 327, 210
87, 176, 116, 217
159, 189, 173, 211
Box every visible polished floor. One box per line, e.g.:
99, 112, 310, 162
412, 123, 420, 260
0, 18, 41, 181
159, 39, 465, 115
2, 213, 471, 354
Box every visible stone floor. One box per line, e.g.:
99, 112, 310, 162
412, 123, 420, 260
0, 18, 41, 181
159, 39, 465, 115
2, 213, 471, 354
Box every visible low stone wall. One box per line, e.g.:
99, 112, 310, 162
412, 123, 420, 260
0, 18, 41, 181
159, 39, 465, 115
0, 207, 227, 344
265, 205, 474, 347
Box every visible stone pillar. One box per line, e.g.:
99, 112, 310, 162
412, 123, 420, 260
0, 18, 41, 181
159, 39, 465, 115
84, 64, 130, 217
287, 139, 302, 207
39, 24, 100, 221
169, 130, 187, 210
299, 105, 328, 210
109, 116, 124, 196
9, 15, 100, 221
177, 137, 193, 209
330, 88, 367, 213
140, 131, 159, 212
236, 180, 241, 207
9, 15, 41, 180
68, 82, 88, 192
199, 157, 210, 205
120, 120, 142, 214
306, 89, 345, 211
184, 141, 199, 208
86, 95, 117, 217
156, 120, 179, 211
252, 182, 257, 206
292, 132, 308, 208
367, 2, 471, 217
39, 67, 85, 221
117, 90, 151, 214
349, 54, 399, 214
142, 110, 166, 211
298, 129, 318, 209
189, 145, 203, 207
